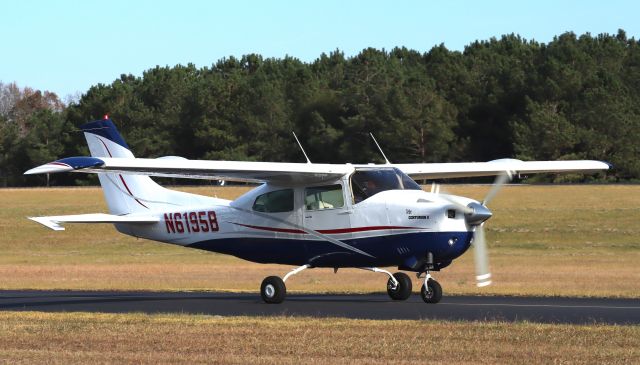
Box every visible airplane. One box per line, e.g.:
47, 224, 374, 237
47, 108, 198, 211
24, 117, 610, 304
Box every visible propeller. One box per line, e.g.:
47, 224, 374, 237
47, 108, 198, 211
483, 171, 512, 206
432, 171, 513, 287
473, 222, 491, 287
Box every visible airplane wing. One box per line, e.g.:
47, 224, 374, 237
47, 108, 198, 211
393, 158, 611, 180
25, 156, 609, 183
29, 213, 159, 231
24, 156, 351, 184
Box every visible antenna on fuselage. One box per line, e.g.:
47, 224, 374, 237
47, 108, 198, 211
292, 131, 312, 164
369, 133, 391, 164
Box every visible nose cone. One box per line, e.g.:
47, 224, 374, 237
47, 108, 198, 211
465, 202, 492, 226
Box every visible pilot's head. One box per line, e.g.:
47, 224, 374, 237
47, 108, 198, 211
366, 180, 377, 192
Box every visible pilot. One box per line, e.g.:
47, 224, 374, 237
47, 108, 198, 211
365, 180, 379, 197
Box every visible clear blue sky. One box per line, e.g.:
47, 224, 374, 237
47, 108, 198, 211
2, 0, 639, 98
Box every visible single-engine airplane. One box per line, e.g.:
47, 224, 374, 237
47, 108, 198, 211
25, 117, 609, 303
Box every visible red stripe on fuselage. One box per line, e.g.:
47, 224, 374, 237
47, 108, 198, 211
233, 223, 305, 234
317, 226, 425, 234
233, 223, 424, 235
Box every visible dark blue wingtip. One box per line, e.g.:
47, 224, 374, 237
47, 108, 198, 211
57, 156, 105, 169
79, 118, 129, 149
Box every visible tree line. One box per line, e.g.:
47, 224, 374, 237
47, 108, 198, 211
1, 30, 639, 187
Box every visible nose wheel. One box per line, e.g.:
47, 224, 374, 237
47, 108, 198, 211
420, 275, 442, 303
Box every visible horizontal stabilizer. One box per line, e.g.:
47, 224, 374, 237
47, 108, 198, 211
28, 213, 159, 231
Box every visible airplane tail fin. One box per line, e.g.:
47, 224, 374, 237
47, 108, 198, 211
80, 118, 170, 215
24, 117, 226, 231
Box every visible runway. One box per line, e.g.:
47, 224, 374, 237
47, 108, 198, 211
1, 290, 638, 325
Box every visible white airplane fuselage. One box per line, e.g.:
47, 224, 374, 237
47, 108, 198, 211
116, 176, 475, 272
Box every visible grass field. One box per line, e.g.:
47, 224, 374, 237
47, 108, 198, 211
0, 312, 637, 364
1, 185, 639, 364
0, 185, 639, 297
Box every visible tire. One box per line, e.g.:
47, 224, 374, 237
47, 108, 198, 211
261, 276, 286, 304
387, 272, 412, 301
420, 278, 442, 304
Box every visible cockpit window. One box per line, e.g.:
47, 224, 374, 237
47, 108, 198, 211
351, 168, 421, 203
305, 184, 344, 210
252, 189, 294, 213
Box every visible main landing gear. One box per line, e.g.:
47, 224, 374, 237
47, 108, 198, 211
260, 264, 309, 304
360, 267, 412, 301
260, 265, 442, 304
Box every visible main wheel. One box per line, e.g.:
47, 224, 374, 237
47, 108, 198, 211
387, 272, 412, 301
261, 276, 286, 304
420, 278, 442, 304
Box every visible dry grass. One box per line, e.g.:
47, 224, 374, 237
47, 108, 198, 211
0, 311, 637, 364
0, 185, 639, 297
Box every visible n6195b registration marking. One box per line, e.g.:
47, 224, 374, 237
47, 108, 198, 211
164, 211, 219, 233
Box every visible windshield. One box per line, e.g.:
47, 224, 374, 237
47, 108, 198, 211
351, 168, 421, 203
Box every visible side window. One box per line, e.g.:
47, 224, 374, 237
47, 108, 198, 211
305, 184, 344, 211
252, 189, 294, 213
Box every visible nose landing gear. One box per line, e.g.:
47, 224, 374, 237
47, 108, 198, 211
359, 267, 412, 301
419, 272, 442, 303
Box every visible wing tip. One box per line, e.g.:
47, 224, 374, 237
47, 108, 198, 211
28, 217, 65, 231
24, 157, 104, 175
24, 163, 72, 175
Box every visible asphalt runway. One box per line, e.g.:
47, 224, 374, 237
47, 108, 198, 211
1, 290, 638, 325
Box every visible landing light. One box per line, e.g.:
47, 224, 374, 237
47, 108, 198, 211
448, 237, 458, 246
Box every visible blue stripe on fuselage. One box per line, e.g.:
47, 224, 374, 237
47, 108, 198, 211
186, 231, 472, 269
